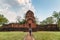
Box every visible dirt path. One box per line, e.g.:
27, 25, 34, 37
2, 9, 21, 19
24, 33, 35, 40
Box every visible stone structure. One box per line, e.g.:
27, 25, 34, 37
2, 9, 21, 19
0, 10, 58, 31
25, 10, 36, 28
7, 10, 36, 28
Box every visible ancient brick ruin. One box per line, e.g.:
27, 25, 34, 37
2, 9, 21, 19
0, 10, 59, 31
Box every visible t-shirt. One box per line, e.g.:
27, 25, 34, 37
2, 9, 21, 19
29, 28, 32, 32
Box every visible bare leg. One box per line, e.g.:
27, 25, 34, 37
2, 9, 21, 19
30, 31, 31, 36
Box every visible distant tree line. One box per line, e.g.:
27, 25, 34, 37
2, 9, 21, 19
40, 11, 60, 28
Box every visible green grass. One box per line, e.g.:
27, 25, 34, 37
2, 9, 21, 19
0, 31, 60, 40
0, 31, 26, 40
33, 31, 60, 40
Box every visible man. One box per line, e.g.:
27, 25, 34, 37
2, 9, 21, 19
29, 24, 32, 36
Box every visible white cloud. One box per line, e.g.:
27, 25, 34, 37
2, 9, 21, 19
17, 0, 35, 12
17, 0, 35, 19
17, 0, 31, 5
0, 0, 35, 23
0, 6, 17, 23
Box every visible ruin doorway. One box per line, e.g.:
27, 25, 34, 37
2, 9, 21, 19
29, 24, 31, 28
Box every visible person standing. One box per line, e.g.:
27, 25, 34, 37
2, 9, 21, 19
29, 24, 32, 36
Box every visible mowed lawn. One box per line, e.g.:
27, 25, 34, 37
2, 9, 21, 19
0, 32, 26, 40
0, 31, 60, 40
33, 31, 60, 40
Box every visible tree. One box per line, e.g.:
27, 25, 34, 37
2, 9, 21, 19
18, 19, 26, 24
40, 20, 47, 25
45, 17, 54, 24
21, 19, 26, 24
40, 17, 54, 25
53, 11, 60, 27
0, 14, 8, 26
16, 16, 21, 23
16, 16, 26, 24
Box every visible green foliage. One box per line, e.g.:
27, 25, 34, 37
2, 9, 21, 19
16, 16, 26, 24
0, 14, 8, 25
46, 17, 54, 24
19, 19, 26, 24
53, 11, 59, 19
40, 20, 47, 25
40, 17, 54, 25
40, 11, 60, 26
53, 11, 60, 27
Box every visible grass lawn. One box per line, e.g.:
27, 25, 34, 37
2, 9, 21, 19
33, 31, 60, 40
0, 31, 60, 40
0, 31, 26, 40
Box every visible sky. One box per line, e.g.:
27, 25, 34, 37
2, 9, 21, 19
0, 0, 60, 23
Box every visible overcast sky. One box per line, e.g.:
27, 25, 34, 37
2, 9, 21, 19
0, 0, 60, 23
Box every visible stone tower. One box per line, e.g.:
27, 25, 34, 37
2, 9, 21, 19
25, 10, 36, 28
